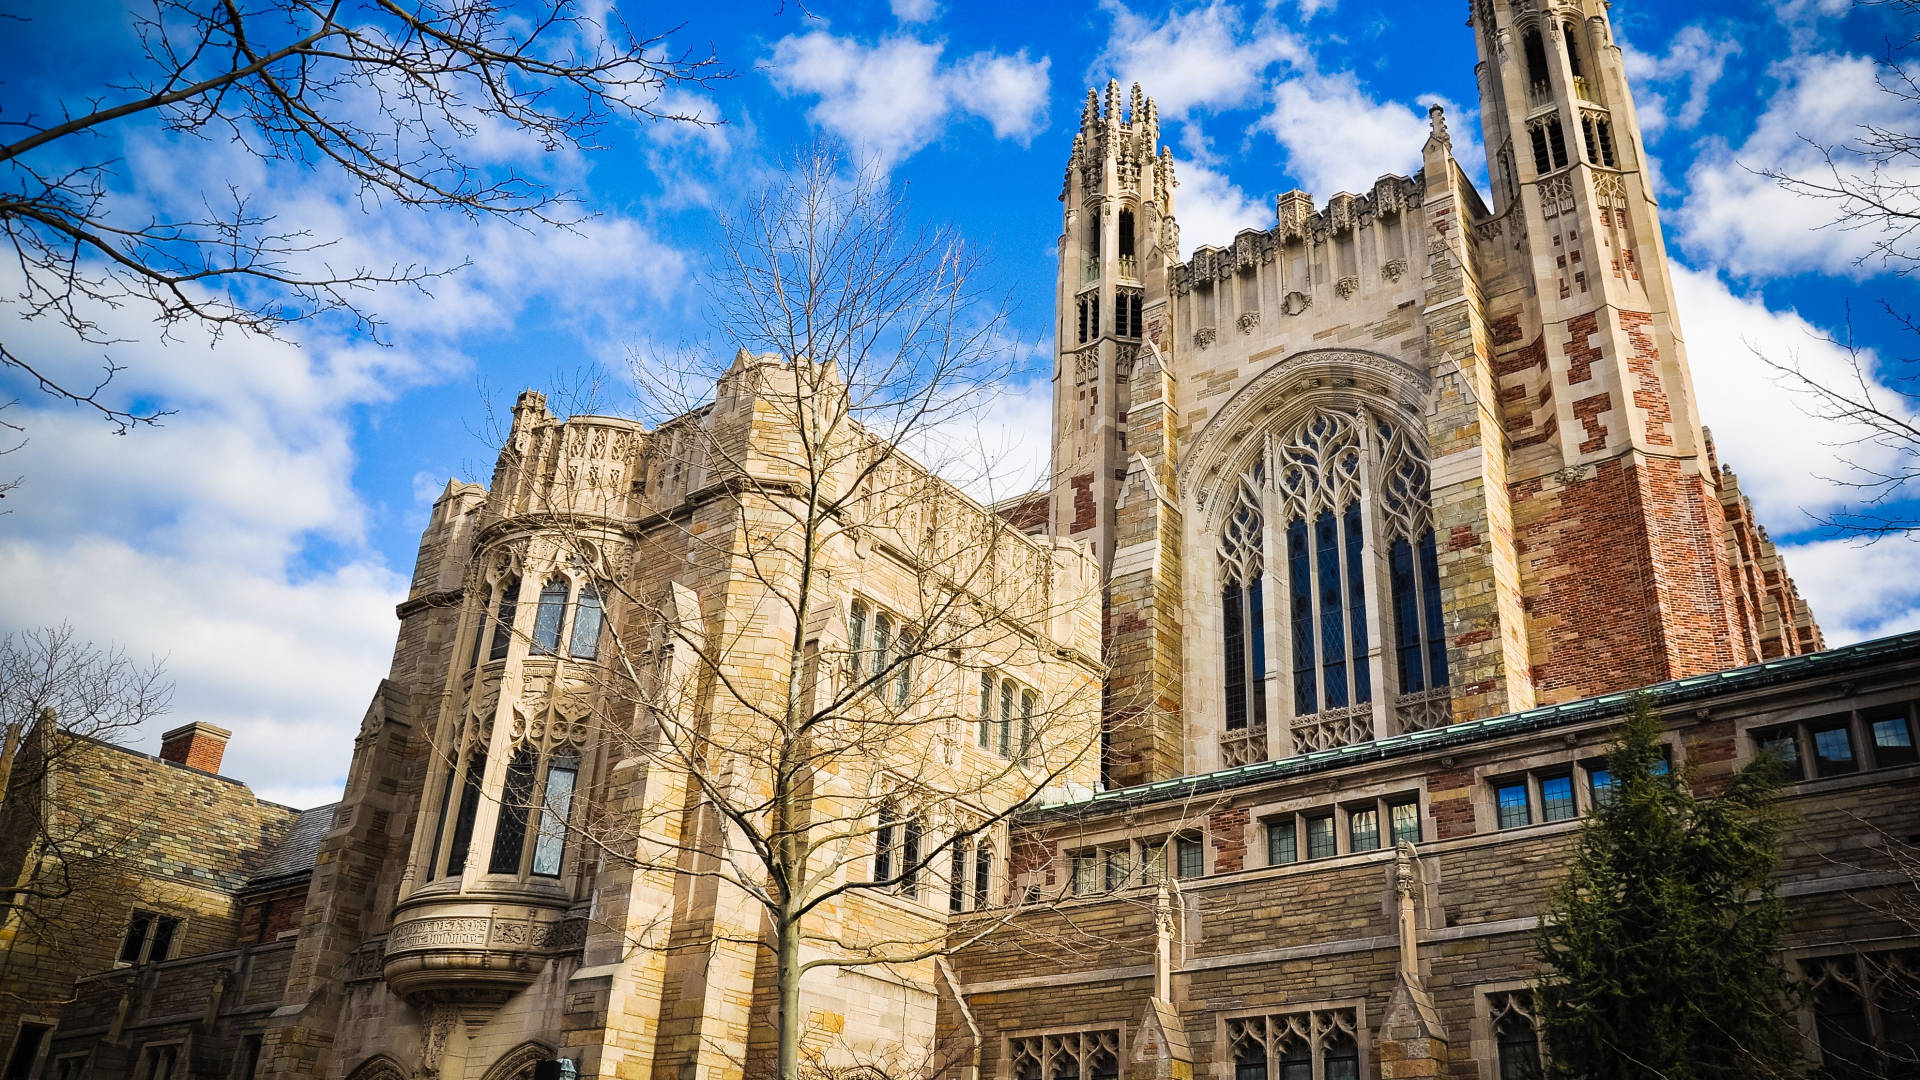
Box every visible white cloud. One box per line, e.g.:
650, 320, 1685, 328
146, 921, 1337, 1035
1619, 25, 1742, 139
1261, 73, 1432, 195
890, 0, 938, 22
767, 32, 1051, 168
1091, 1, 1304, 118
1673, 262, 1919, 525
1676, 51, 1920, 278
1171, 160, 1270, 257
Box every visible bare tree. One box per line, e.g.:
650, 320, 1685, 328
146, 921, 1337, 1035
0, 0, 723, 431
444, 150, 1147, 1080
1756, 0, 1920, 537
0, 624, 172, 1015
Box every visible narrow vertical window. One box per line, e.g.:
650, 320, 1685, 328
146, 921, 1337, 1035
1323, 1034, 1359, 1080
894, 632, 914, 707
901, 815, 923, 896
973, 844, 992, 907
1589, 766, 1615, 807
1090, 297, 1100, 337
1418, 530, 1450, 687
469, 608, 487, 670
1316, 510, 1348, 709
1343, 502, 1371, 705
488, 577, 520, 660
1546, 118, 1569, 169
999, 679, 1015, 757
1248, 577, 1268, 731
978, 671, 993, 748
489, 744, 538, 874
428, 760, 456, 878
1288, 520, 1316, 714
1223, 583, 1247, 730
1177, 836, 1205, 878
1279, 1039, 1311, 1080
568, 584, 603, 660
1104, 846, 1132, 890
874, 803, 895, 883
1072, 851, 1096, 896
872, 613, 892, 679
1563, 22, 1584, 78
446, 749, 489, 875
1530, 124, 1553, 174
1020, 689, 1037, 762
531, 578, 568, 655
1523, 29, 1549, 87
531, 752, 578, 877
1119, 210, 1136, 258
849, 601, 868, 677
949, 844, 968, 914
120, 912, 153, 963
1390, 538, 1423, 692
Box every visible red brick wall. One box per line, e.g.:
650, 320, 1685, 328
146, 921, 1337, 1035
1208, 807, 1249, 872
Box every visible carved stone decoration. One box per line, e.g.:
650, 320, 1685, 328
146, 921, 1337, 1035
1335, 276, 1360, 300
1383, 258, 1408, 282
1538, 174, 1576, 217
1194, 326, 1217, 348
387, 916, 491, 953
1282, 291, 1312, 317
1237, 311, 1261, 334
420, 1004, 461, 1076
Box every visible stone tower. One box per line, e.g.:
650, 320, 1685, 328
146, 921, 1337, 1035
1058, 0, 1822, 789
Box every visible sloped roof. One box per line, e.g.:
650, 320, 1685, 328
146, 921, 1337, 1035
246, 802, 338, 888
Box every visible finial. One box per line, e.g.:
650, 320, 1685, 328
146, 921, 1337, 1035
1129, 82, 1145, 124
1082, 88, 1099, 128
1428, 103, 1450, 147
1104, 79, 1121, 122
1394, 840, 1418, 899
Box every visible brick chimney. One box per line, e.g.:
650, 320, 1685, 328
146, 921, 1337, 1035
158, 722, 231, 774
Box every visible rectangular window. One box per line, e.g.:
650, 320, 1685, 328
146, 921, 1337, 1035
1071, 851, 1097, 896
1540, 775, 1577, 822
568, 586, 604, 659
1104, 847, 1132, 891
1349, 806, 1380, 853
1143, 842, 1167, 885
1809, 718, 1857, 777
973, 846, 992, 909
999, 680, 1015, 757
489, 746, 539, 874
147, 915, 179, 961
1268, 817, 1298, 865
1866, 705, 1918, 768
530, 756, 578, 877
1389, 800, 1421, 846
901, 816, 923, 896
1176, 836, 1205, 879
120, 911, 154, 964
236, 1035, 264, 1080
1754, 728, 1802, 780
445, 750, 488, 875
1306, 814, 1336, 859
978, 671, 993, 748
3, 1024, 48, 1080
1588, 766, 1614, 808
1496, 782, 1531, 829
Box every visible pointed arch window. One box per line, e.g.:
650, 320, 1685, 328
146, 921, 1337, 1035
488, 577, 520, 661
1523, 29, 1550, 88
1562, 21, 1584, 78
530, 578, 569, 655
1219, 482, 1267, 733
489, 744, 539, 874
849, 600, 868, 678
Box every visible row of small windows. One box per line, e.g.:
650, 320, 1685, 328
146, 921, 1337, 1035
468, 575, 605, 667
427, 742, 579, 882
848, 600, 916, 708
1526, 113, 1618, 175
1068, 834, 1206, 897
1073, 291, 1146, 345
1490, 755, 1665, 831
980, 671, 1038, 761
1266, 794, 1420, 866
1753, 700, 1919, 780
1228, 1010, 1360, 1080
871, 803, 998, 913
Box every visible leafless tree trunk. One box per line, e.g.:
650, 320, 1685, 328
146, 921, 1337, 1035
0, 624, 172, 1013
448, 150, 1184, 1080
0, 0, 723, 432
1754, 0, 1920, 537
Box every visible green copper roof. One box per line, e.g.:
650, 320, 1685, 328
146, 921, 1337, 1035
1027, 629, 1920, 821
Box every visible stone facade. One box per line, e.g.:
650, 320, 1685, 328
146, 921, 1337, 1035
9, 3, 1914, 1080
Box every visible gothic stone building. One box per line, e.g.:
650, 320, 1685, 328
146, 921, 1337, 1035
11, 1, 1920, 1079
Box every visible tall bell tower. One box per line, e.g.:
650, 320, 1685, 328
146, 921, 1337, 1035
1471, 0, 1759, 693
1051, 80, 1176, 570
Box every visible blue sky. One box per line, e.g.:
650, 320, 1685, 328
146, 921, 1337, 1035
2, 0, 1917, 805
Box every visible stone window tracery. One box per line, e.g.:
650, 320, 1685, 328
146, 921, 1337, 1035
1213, 405, 1452, 764
1226, 1009, 1360, 1080
1007, 1030, 1121, 1080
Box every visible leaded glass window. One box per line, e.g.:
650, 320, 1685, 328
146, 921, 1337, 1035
568, 585, 603, 659
531, 752, 577, 877
530, 578, 568, 655
488, 577, 520, 661
489, 744, 538, 873
1220, 482, 1267, 733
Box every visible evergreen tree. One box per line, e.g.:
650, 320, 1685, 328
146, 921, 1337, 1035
1536, 696, 1803, 1079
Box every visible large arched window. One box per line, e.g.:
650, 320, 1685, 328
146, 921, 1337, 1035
1215, 405, 1452, 761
